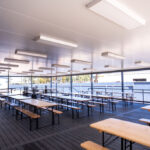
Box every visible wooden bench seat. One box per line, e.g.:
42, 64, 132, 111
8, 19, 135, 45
81, 141, 109, 150
60, 104, 80, 119
15, 107, 40, 131
87, 104, 96, 116
109, 100, 119, 111
139, 118, 150, 126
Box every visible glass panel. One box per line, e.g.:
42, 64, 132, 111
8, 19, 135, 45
0, 77, 8, 92
72, 74, 91, 94
52, 77, 57, 94
57, 76, 71, 94
93, 73, 121, 97
32, 77, 50, 89
124, 70, 150, 102
9, 76, 31, 93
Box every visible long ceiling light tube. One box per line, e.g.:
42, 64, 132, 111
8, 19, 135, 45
71, 59, 91, 65
4, 58, 30, 64
39, 67, 54, 70
104, 65, 118, 69
29, 69, 43, 72
87, 0, 146, 29
101, 51, 125, 60
35, 35, 78, 48
0, 63, 19, 67
15, 49, 47, 58
135, 60, 150, 66
52, 64, 70, 68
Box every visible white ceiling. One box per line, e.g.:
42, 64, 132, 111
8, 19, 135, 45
0, 0, 150, 75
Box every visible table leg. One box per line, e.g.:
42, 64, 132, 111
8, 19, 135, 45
121, 138, 124, 150
52, 106, 55, 125
130, 141, 132, 150
102, 132, 104, 146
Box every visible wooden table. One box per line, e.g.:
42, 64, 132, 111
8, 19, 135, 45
21, 99, 57, 125
90, 118, 150, 150
10, 95, 30, 100
0, 92, 20, 97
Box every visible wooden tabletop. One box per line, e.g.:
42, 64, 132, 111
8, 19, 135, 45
90, 118, 150, 148
141, 105, 150, 111
21, 99, 58, 108
51, 95, 90, 102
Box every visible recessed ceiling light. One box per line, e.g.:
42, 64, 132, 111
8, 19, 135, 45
101, 51, 125, 60
39, 67, 54, 70
4, 58, 30, 64
15, 49, 47, 58
87, 0, 146, 29
35, 35, 78, 48
71, 59, 91, 65
52, 64, 70, 68
0, 63, 19, 67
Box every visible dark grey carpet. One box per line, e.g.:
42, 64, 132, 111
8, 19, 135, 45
0, 102, 150, 150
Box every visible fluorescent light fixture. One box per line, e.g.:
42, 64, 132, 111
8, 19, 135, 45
57, 71, 67, 74
68, 70, 80, 73
22, 71, 34, 74
29, 69, 43, 72
0, 67, 11, 70
104, 65, 118, 69
52, 64, 70, 68
15, 49, 47, 58
87, 0, 146, 29
35, 35, 78, 48
4, 58, 30, 64
39, 67, 54, 70
135, 61, 150, 66
83, 68, 96, 71
71, 59, 91, 65
0, 63, 19, 67
101, 51, 125, 60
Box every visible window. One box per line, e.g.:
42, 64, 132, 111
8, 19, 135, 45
57, 76, 71, 93
9, 76, 31, 93
93, 73, 121, 96
72, 74, 91, 94
32, 77, 50, 89
124, 70, 150, 102
0, 76, 8, 90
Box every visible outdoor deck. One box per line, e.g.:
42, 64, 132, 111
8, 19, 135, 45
0, 102, 150, 150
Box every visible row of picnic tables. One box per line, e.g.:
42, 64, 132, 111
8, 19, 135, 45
0, 92, 58, 125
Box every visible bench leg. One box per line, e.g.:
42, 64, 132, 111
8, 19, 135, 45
16, 110, 18, 120
102, 105, 104, 113
58, 115, 60, 124
87, 106, 89, 117
99, 104, 102, 113
29, 118, 32, 131
21, 112, 23, 120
